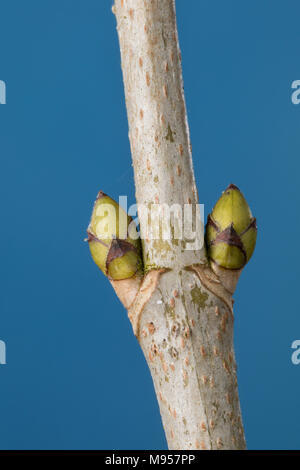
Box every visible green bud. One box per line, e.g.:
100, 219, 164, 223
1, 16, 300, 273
205, 184, 257, 270
87, 191, 143, 280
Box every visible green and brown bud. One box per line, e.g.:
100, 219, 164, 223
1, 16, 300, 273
87, 191, 143, 280
205, 184, 257, 270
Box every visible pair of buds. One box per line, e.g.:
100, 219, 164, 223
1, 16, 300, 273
87, 185, 257, 280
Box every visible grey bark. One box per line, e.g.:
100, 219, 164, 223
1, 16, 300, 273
113, 0, 246, 450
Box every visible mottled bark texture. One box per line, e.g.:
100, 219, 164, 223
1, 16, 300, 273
113, 0, 246, 450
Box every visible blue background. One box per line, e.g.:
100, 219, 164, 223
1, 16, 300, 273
0, 0, 299, 450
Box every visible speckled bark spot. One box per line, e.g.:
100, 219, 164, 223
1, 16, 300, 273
217, 437, 223, 449
201, 375, 208, 385
182, 370, 189, 387
184, 327, 190, 339
165, 123, 174, 142
171, 322, 180, 336
146, 72, 150, 86
169, 347, 179, 360
151, 343, 159, 356
223, 359, 230, 373
147, 322, 156, 335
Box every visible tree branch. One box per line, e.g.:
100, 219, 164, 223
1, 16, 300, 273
114, 0, 206, 270
110, 0, 247, 450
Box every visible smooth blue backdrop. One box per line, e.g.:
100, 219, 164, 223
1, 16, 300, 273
0, 0, 299, 450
